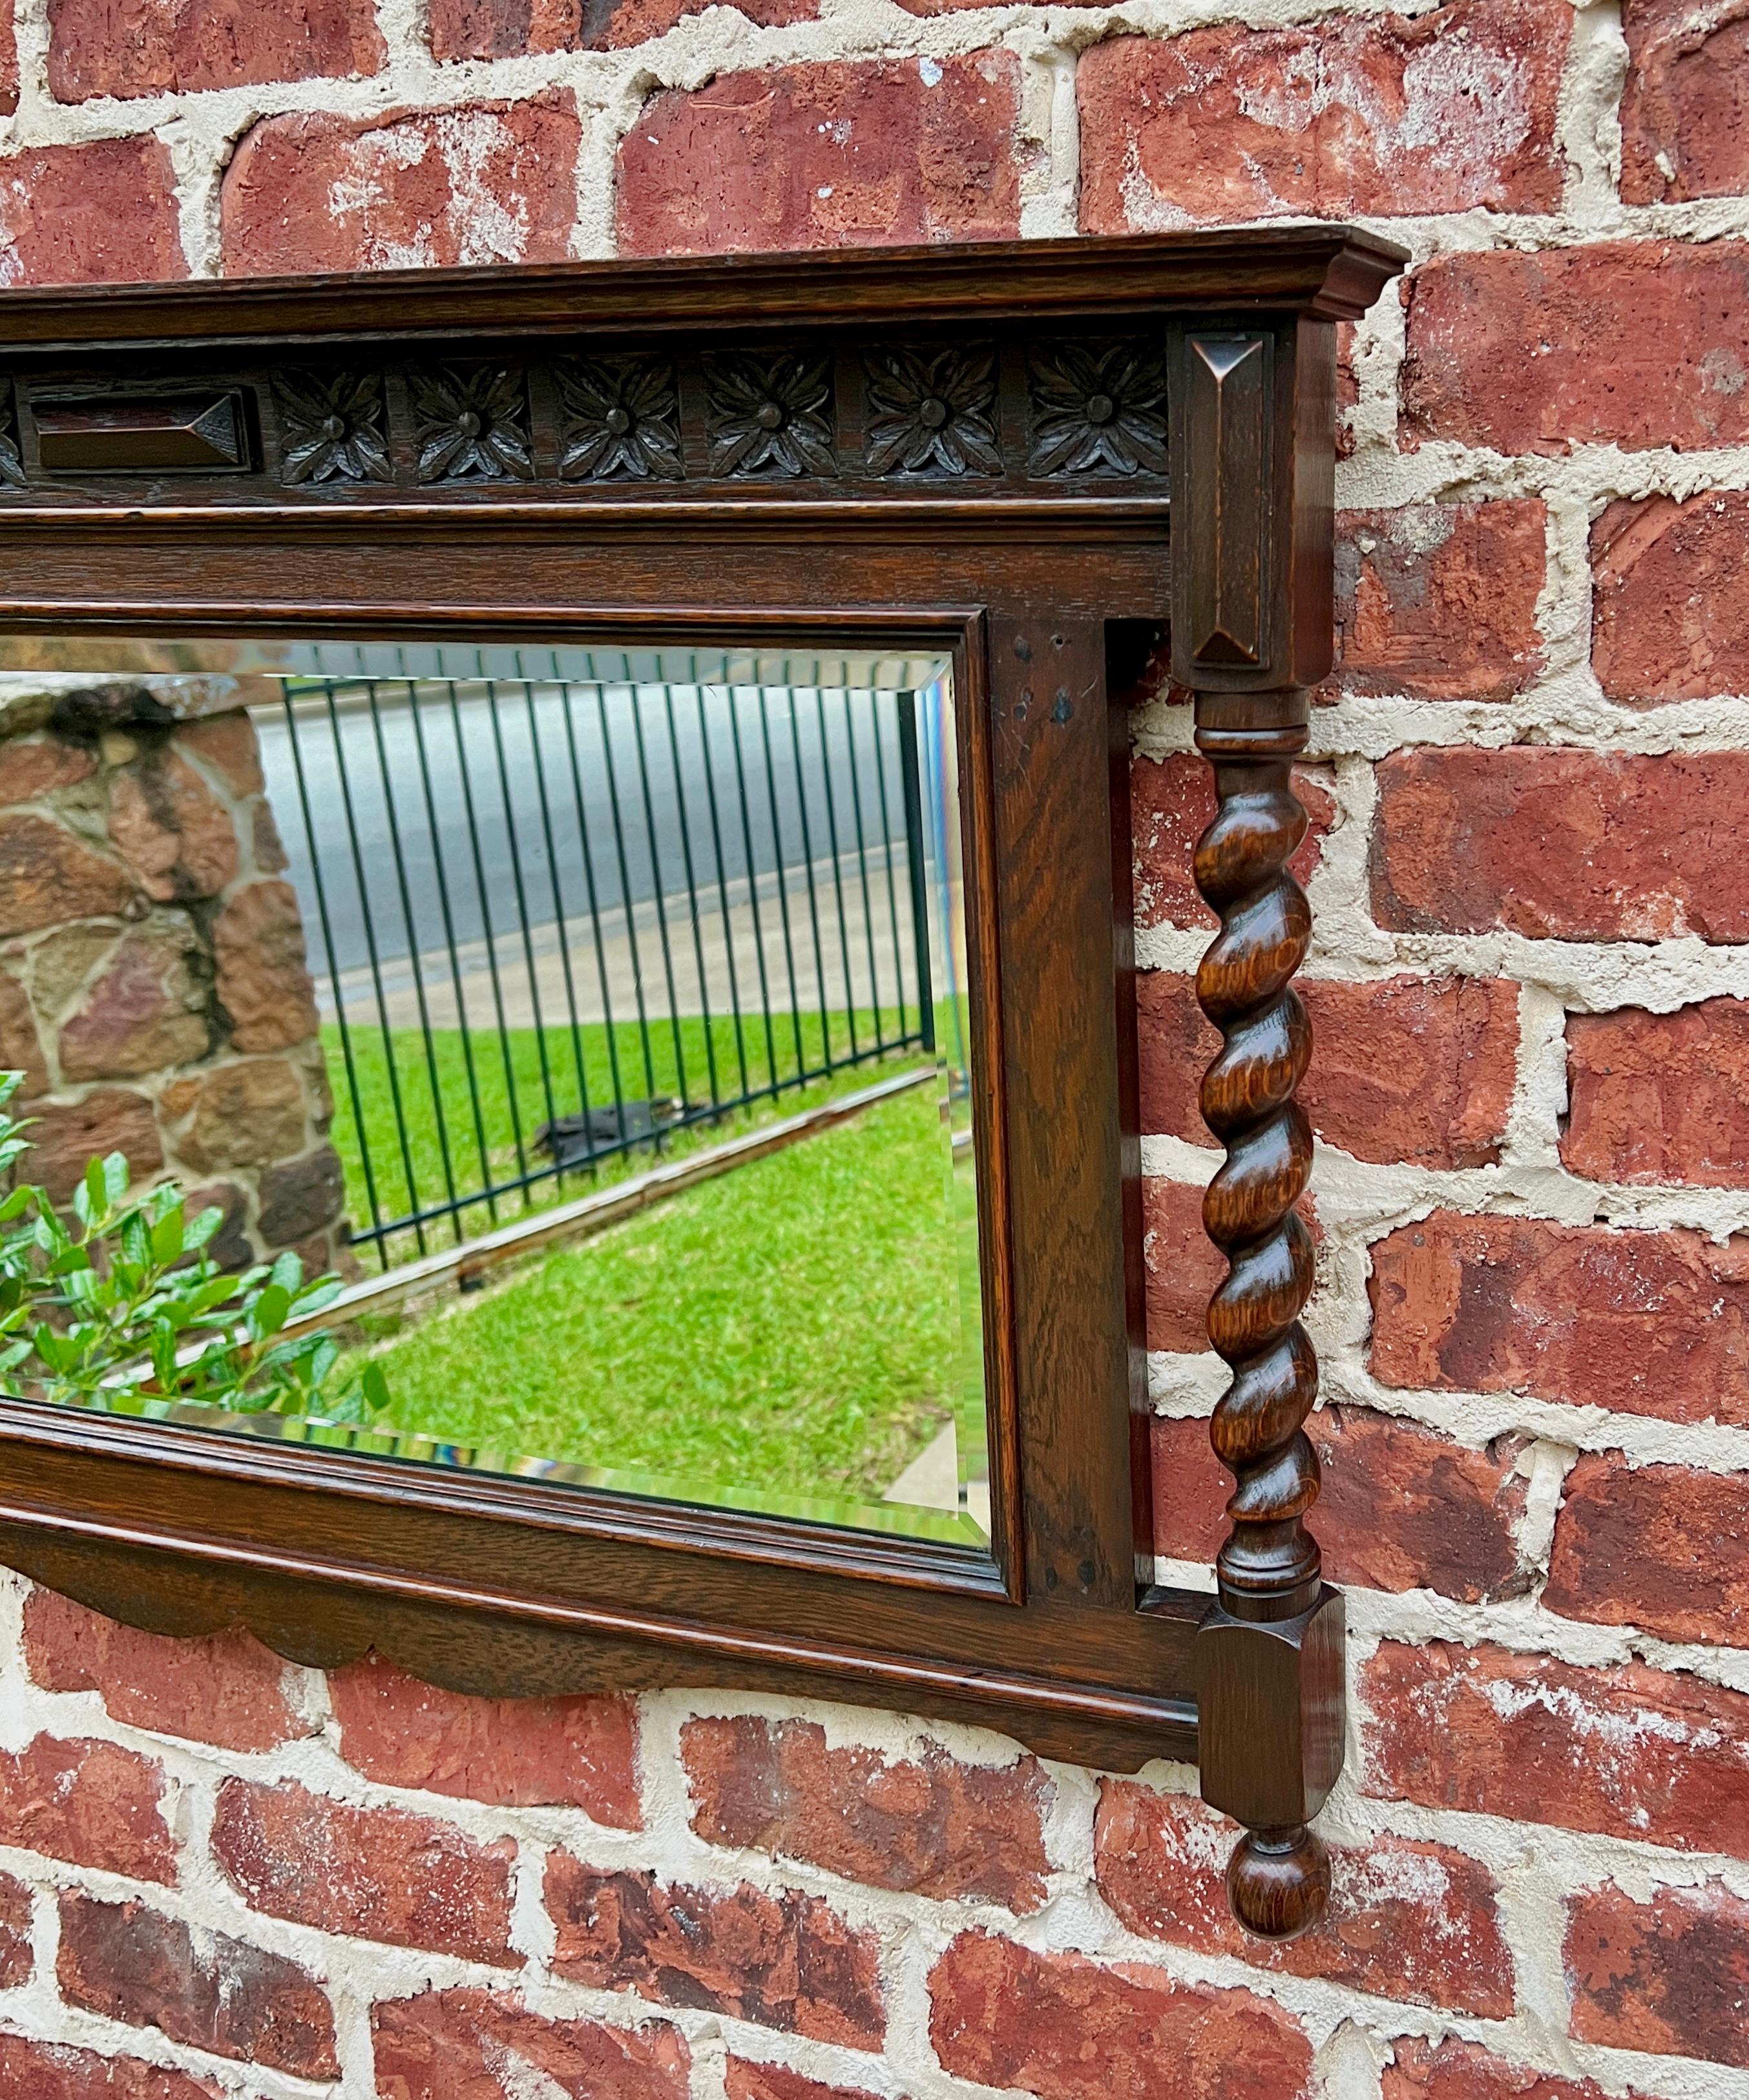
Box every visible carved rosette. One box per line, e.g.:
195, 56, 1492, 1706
1194, 717, 1326, 1937
0, 383, 22, 488
557, 355, 684, 481
412, 367, 532, 483
705, 352, 835, 478
275, 373, 392, 486
864, 346, 1000, 476
1028, 342, 1169, 477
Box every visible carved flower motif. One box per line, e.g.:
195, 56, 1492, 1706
705, 352, 835, 478
412, 366, 532, 483
0, 383, 23, 489
557, 355, 683, 481
864, 346, 1000, 477
275, 372, 391, 486
1029, 342, 1169, 478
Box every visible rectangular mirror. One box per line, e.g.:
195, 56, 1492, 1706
0, 637, 990, 1547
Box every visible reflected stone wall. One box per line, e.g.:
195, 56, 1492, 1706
0, 677, 348, 1274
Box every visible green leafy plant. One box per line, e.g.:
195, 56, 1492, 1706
0, 1071, 388, 1424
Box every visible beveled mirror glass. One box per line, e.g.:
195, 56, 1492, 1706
0, 636, 989, 1546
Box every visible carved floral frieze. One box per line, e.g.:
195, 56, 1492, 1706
1028, 342, 1169, 478
704, 352, 837, 478
0, 383, 23, 489
557, 355, 684, 481
864, 346, 1000, 478
275, 372, 392, 486
412, 367, 533, 483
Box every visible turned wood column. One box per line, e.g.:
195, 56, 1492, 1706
1168, 320, 1345, 1939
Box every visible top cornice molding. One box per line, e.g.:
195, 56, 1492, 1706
0, 228, 1408, 354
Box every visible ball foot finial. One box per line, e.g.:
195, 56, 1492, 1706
1226, 1825, 1330, 1942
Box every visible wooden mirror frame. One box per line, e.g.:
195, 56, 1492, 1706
0, 227, 1403, 1938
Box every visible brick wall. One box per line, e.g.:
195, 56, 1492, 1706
1, 0, 1747, 2096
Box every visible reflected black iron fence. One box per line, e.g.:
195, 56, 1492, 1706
255, 664, 936, 1269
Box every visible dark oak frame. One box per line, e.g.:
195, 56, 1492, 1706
0, 227, 1402, 1936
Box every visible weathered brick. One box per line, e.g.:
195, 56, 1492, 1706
24, 1590, 306, 1752
1151, 1408, 1527, 1602
1096, 1785, 1512, 2015
1137, 972, 1518, 1168
1383, 2039, 1626, 2100
0, 2036, 222, 2100
1370, 1212, 1749, 1427
1078, 4, 1567, 228
1545, 1457, 1749, 1646
1142, 1179, 1224, 1355
0, 138, 183, 286
211, 1777, 519, 1964
1592, 492, 1749, 706
1373, 747, 1749, 941
1566, 1000, 1749, 1187
1131, 757, 1332, 930
0, 810, 137, 938
58, 1890, 338, 2079
0, 1868, 31, 1986
19, 1089, 163, 1204
1363, 1639, 1749, 1857
618, 56, 1022, 255
429, 0, 813, 53
1566, 1879, 1749, 2066
329, 1652, 639, 1825
0, 6, 15, 112
1403, 242, 1749, 454
929, 1932, 1312, 2100
211, 881, 319, 1054
1332, 502, 1545, 700
0, 1734, 174, 1882
727, 2063, 877, 2100
546, 1856, 883, 2048
48, 0, 382, 101
222, 96, 582, 275
58, 929, 209, 1083
682, 1714, 1050, 1911
1620, 0, 1749, 204
373, 1986, 692, 2100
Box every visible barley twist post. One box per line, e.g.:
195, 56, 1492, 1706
1192, 703, 1331, 1937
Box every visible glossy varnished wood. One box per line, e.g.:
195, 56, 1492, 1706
0, 233, 1405, 1918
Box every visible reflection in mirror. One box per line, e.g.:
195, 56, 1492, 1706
0, 639, 988, 1545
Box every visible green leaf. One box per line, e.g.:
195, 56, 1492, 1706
101, 1151, 130, 1207
150, 1207, 186, 1266
183, 1206, 222, 1254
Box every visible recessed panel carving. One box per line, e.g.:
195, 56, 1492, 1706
1027, 342, 1169, 478
412, 367, 533, 484
31, 394, 251, 475
704, 352, 836, 478
864, 347, 1000, 478
556, 355, 684, 482
274, 372, 392, 487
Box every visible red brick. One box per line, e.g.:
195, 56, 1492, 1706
617, 56, 1022, 256
1620, 0, 1749, 204
0, 1735, 174, 1882
1404, 242, 1749, 455
0, 138, 183, 286
0, 2037, 222, 2100
1151, 1408, 1527, 1602
428, 0, 582, 56
1566, 1879, 1749, 2066
329, 1653, 639, 1826
1372, 747, 1749, 942
603, 0, 814, 37
727, 2063, 877, 2100
1592, 492, 1749, 706
24, 1589, 306, 1754
1546, 1456, 1749, 1646
211, 1777, 519, 1965
1370, 1212, 1749, 1427
1077, 4, 1567, 229
1566, 1000, 1749, 1187
0, 1869, 30, 1986
1363, 1639, 1749, 1856
48, 0, 382, 100
929, 1931, 1312, 2100
1333, 503, 1545, 700
1131, 756, 1332, 930
0, 6, 14, 112
1096, 1785, 1511, 2015
682, 1715, 1050, 1912
221, 95, 581, 275
1142, 1179, 1224, 1354
1383, 2038, 1626, 2100
546, 1856, 883, 2048
1138, 972, 1518, 1168
58, 1890, 337, 2079
372, 1986, 691, 2100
